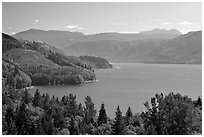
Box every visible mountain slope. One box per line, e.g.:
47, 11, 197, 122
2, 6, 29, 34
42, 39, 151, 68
3, 48, 59, 68
2, 33, 24, 53
145, 31, 202, 64
64, 39, 165, 62
2, 33, 96, 86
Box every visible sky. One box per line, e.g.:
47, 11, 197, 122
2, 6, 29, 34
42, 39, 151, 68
2, 2, 202, 35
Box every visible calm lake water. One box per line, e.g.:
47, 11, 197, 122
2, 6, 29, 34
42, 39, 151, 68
30, 63, 202, 118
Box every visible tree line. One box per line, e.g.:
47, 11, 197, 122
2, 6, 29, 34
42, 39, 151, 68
2, 88, 202, 135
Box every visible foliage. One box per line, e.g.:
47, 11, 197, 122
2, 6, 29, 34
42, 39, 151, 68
84, 96, 97, 125
141, 92, 201, 135
79, 55, 113, 69
97, 102, 108, 125
32, 89, 42, 107
2, 82, 202, 135
112, 105, 127, 135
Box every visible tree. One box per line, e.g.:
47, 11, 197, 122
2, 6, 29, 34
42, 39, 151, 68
61, 95, 70, 106
69, 116, 78, 135
141, 92, 198, 135
194, 96, 202, 108
22, 89, 30, 104
93, 123, 112, 135
63, 94, 78, 117
35, 119, 45, 135
97, 102, 108, 125
77, 103, 84, 117
125, 106, 133, 125
32, 89, 42, 107
15, 103, 32, 134
84, 96, 97, 125
112, 105, 126, 135
5, 106, 17, 134
67, 94, 78, 116
42, 93, 50, 110
53, 107, 65, 130
41, 108, 56, 135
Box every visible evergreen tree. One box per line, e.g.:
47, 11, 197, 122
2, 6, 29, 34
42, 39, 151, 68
78, 103, 84, 117
5, 106, 17, 134
22, 89, 30, 104
194, 96, 202, 108
32, 89, 42, 107
69, 116, 78, 135
15, 103, 32, 134
53, 107, 65, 129
41, 108, 55, 135
35, 119, 45, 135
112, 105, 126, 135
42, 93, 50, 110
125, 106, 133, 125
61, 95, 68, 105
97, 102, 108, 125
56, 97, 60, 104
84, 96, 97, 124
67, 94, 77, 117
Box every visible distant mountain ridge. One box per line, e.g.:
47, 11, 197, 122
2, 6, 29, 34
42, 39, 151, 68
140, 28, 181, 35
13, 28, 182, 49
64, 31, 202, 64
13, 29, 86, 48
12, 29, 201, 64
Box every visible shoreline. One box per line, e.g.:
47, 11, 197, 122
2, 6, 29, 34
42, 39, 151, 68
110, 62, 202, 66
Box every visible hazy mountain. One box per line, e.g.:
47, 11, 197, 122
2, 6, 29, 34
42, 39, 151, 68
140, 28, 181, 35
65, 29, 180, 46
13, 29, 86, 48
64, 39, 164, 62
12, 29, 201, 64
13, 28, 181, 49
145, 31, 202, 64
64, 31, 202, 64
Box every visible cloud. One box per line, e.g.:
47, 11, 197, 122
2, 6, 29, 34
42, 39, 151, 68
65, 25, 78, 29
65, 25, 85, 30
11, 32, 16, 35
35, 19, 40, 22
178, 20, 193, 25
78, 27, 84, 30
179, 29, 196, 34
162, 22, 170, 25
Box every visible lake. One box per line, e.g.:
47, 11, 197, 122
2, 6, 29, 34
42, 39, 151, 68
30, 63, 202, 118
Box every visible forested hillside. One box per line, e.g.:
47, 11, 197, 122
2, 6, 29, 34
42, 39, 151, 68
2, 33, 96, 86
79, 56, 113, 69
